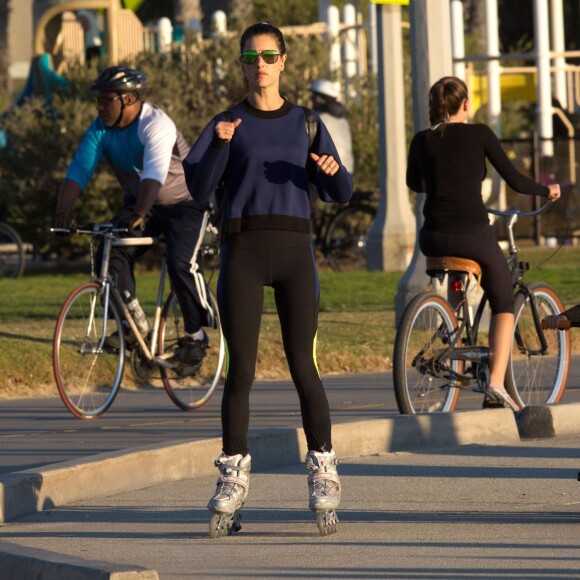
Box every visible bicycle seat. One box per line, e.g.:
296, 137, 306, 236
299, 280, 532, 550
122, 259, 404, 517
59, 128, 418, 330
426, 256, 481, 280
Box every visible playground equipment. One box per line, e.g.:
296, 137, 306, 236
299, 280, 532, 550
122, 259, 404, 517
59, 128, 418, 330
34, 0, 147, 69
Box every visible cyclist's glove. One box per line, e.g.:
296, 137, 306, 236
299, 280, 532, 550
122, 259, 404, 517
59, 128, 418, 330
52, 211, 76, 235
115, 212, 145, 236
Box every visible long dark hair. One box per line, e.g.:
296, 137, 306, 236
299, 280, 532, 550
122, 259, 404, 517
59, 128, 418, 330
239, 22, 286, 96
240, 21, 286, 54
428, 76, 468, 134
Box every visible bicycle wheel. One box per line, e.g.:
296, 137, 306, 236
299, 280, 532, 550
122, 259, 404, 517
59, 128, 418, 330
159, 288, 225, 410
0, 222, 25, 278
393, 293, 461, 414
506, 282, 570, 407
324, 205, 375, 271
53, 282, 124, 419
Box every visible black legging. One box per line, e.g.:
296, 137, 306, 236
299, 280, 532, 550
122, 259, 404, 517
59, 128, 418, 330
217, 230, 332, 456
420, 223, 514, 314
96, 200, 208, 333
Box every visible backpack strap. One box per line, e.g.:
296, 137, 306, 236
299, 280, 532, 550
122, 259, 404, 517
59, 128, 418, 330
302, 106, 318, 150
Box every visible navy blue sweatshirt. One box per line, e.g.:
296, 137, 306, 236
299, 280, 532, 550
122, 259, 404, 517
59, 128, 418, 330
406, 123, 549, 230
183, 99, 353, 234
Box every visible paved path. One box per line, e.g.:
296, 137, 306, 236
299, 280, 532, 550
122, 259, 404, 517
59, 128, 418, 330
2, 371, 579, 475
1, 435, 579, 579
1, 370, 579, 578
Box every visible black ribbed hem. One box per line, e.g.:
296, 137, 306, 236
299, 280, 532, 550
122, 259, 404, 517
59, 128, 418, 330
222, 437, 249, 456
226, 214, 311, 235
304, 418, 332, 453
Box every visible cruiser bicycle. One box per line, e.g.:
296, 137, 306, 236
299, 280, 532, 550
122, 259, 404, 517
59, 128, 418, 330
393, 201, 570, 414
52, 221, 225, 419
313, 189, 379, 271
0, 221, 25, 278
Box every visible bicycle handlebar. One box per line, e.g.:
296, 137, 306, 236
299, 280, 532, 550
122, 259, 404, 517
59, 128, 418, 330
486, 198, 554, 220
540, 318, 573, 330
50, 223, 129, 235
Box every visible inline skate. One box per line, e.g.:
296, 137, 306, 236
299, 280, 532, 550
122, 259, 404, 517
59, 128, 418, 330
207, 452, 251, 538
305, 449, 341, 536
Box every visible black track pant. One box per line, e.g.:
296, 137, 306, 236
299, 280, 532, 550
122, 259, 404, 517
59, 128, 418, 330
420, 223, 514, 314
217, 230, 332, 456
96, 200, 209, 334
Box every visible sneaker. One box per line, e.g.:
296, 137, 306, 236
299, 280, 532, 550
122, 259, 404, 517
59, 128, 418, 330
171, 332, 209, 376
102, 328, 138, 352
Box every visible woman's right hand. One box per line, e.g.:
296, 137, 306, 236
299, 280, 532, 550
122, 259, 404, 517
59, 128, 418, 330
547, 183, 561, 201
541, 314, 571, 330
215, 118, 242, 142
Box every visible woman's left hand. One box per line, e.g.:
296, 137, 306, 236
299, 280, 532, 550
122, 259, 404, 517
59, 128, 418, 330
310, 153, 340, 176
547, 183, 561, 201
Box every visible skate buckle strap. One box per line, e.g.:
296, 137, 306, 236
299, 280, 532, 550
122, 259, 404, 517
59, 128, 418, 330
309, 472, 340, 497
215, 458, 252, 475
216, 475, 248, 488
306, 456, 341, 472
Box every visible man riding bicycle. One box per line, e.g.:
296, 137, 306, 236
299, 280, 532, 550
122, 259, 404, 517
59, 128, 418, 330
53, 65, 210, 375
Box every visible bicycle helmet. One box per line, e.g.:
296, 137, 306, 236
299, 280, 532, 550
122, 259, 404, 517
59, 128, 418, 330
90, 66, 147, 95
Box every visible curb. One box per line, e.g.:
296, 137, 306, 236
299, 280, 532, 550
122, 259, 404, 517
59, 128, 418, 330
0, 541, 158, 580
0, 407, 520, 524
517, 402, 580, 439
0, 405, 578, 579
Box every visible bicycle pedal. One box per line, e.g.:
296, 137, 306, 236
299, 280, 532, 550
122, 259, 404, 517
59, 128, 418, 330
154, 356, 178, 371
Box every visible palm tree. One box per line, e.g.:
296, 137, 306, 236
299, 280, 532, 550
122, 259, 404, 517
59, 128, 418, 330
174, 0, 202, 27
0, 0, 10, 95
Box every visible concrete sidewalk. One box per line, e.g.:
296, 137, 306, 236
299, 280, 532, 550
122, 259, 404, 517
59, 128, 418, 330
1, 429, 579, 579
1, 404, 579, 579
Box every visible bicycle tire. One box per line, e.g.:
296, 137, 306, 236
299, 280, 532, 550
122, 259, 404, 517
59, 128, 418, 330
0, 222, 25, 278
53, 282, 125, 419
324, 205, 375, 272
506, 282, 570, 407
393, 293, 461, 414
159, 288, 225, 411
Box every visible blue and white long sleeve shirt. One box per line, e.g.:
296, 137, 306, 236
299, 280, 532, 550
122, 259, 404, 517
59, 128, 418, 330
66, 102, 195, 207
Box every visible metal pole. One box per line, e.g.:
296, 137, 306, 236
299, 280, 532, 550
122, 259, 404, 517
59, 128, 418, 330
485, 0, 501, 133
394, 0, 453, 323
366, 3, 415, 272
551, 0, 567, 108
533, 0, 553, 156
451, 0, 465, 80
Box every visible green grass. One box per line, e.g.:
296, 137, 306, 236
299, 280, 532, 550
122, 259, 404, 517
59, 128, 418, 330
1, 245, 579, 398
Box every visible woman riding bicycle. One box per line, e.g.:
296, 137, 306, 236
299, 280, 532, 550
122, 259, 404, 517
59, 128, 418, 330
406, 76, 561, 411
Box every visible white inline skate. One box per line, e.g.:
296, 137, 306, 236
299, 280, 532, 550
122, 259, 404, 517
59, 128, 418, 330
207, 452, 251, 539
305, 449, 341, 536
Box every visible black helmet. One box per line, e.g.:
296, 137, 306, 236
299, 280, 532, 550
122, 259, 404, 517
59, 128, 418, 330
90, 66, 147, 94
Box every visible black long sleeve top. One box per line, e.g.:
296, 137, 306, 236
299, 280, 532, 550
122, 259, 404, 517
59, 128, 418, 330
406, 123, 549, 230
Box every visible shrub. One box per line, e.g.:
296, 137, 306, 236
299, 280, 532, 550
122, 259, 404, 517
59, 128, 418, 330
0, 36, 380, 257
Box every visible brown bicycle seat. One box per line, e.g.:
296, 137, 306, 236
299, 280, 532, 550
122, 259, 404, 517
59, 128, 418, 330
426, 256, 482, 279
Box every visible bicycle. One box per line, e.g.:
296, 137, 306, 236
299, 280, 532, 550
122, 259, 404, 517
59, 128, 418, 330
312, 189, 379, 271
392, 201, 570, 414
0, 221, 26, 278
51, 221, 225, 420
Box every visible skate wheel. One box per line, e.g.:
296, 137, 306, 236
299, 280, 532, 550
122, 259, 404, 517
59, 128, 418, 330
316, 510, 338, 536
209, 511, 242, 539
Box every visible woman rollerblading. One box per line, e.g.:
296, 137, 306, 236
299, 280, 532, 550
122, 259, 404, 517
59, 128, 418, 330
306, 449, 341, 536
208, 453, 251, 538
184, 20, 352, 538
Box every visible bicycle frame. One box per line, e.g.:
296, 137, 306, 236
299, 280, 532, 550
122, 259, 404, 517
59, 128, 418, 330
95, 231, 170, 364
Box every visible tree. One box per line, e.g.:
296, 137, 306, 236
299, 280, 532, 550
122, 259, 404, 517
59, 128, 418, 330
0, 0, 10, 96
174, 0, 202, 26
